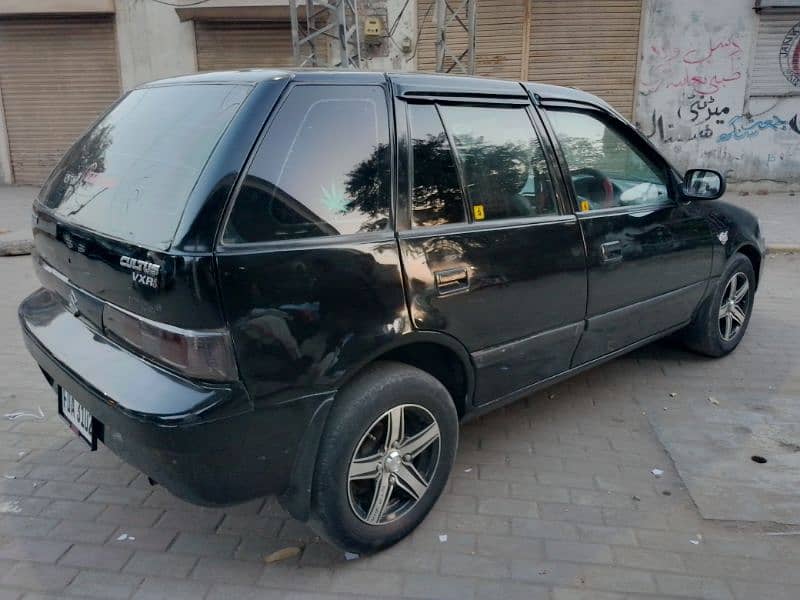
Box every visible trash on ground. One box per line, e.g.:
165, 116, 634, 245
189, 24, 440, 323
708, 396, 720, 406
651, 468, 664, 478
116, 533, 136, 541
464, 467, 472, 473
264, 546, 302, 563
669, 392, 677, 398
3, 474, 16, 480
4, 407, 45, 421
632, 495, 641, 502
439, 534, 448, 542
344, 552, 359, 561
0, 501, 22, 514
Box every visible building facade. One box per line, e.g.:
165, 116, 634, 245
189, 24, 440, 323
635, 0, 800, 192
1, 0, 798, 191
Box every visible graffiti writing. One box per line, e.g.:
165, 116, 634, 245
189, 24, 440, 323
716, 115, 788, 143
639, 110, 715, 144
641, 35, 743, 96
677, 93, 731, 125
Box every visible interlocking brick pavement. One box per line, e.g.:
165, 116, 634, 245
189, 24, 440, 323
0, 252, 798, 599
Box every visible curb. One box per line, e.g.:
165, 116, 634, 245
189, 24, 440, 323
0, 237, 33, 257
767, 244, 800, 254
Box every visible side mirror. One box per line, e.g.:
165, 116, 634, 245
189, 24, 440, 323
682, 169, 725, 200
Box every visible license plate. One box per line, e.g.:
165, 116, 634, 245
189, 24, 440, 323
59, 388, 96, 449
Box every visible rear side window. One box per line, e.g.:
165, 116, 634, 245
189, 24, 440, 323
437, 105, 557, 222
41, 84, 251, 250
224, 85, 390, 244
408, 104, 466, 227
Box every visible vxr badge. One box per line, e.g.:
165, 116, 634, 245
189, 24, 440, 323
120, 256, 161, 289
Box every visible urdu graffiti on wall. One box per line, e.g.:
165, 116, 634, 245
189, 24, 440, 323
716, 115, 788, 143
677, 93, 730, 124
641, 109, 800, 145
641, 34, 743, 96
638, 93, 732, 143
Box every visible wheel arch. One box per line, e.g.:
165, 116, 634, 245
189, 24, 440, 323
733, 242, 762, 289
337, 331, 476, 419
279, 332, 475, 522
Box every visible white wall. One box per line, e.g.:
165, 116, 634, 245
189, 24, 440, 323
634, 0, 800, 191
114, 0, 197, 90
0, 85, 12, 184
362, 0, 417, 71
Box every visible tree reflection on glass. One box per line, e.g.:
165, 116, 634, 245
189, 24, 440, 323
344, 142, 391, 232
438, 104, 558, 220
42, 124, 113, 210
411, 131, 466, 227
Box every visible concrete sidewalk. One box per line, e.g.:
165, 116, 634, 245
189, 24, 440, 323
0, 185, 37, 255
724, 193, 800, 251
1, 184, 798, 254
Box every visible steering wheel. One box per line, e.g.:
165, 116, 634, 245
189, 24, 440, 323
571, 167, 615, 209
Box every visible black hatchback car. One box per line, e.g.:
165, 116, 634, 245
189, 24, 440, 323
19, 70, 765, 553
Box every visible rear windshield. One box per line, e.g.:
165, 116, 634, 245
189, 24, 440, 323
39, 83, 251, 250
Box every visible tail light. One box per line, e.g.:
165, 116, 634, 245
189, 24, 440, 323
102, 305, 238, 382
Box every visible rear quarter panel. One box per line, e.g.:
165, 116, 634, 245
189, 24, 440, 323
216, 238, 410, 406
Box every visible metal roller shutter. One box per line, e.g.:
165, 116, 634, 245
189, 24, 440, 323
528, 0, 643, 117
749, 11, 800, 97
0, 16, 121, 185
195, 21, 295, 71
416, 0, 527, 80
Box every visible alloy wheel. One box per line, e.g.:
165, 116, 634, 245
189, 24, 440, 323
347, 404, 441, 525
718, 271, 750, 342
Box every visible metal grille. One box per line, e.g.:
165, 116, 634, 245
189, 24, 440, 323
0, 16, 120, 185
749, 11, 800, 97
289, 0, 361, 68
528, 0, 643, 118
195, 20, 296, 70
416, 0, 526, 79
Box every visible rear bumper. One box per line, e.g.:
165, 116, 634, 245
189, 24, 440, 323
19, 287, 328, 507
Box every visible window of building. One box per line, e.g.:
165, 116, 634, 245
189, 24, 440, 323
547, 109, 670, 210
408, 104, 467, 227
223, 85, 390, 244
437, 105, 557, 222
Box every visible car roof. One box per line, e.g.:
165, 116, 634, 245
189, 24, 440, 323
141, 68, 610, 110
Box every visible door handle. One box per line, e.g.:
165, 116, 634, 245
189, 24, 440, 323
434, 267, 469, 295
600, 240, 623, 263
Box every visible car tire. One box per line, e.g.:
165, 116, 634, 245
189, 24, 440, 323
308, 361, 458, 554
682, 252, 755, 357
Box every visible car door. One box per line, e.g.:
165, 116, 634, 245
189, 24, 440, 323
539, 102, 714, 365
393, 84, 587, 406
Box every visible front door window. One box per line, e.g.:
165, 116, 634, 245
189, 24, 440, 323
547, 110, 670, 211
